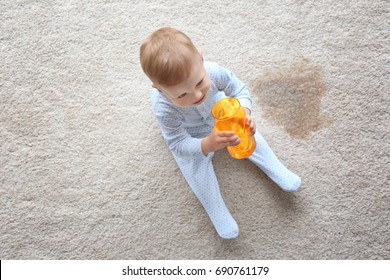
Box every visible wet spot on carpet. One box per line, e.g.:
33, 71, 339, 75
252, 58, 333, 139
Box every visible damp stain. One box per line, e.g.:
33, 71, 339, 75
252, 58, 333, 139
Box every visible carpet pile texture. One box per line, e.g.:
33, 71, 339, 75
1, 0, 389, 259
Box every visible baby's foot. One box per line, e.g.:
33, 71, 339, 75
206, 204, 239, 239
248, 133, 301, 193
277, 171, 301, 192
216, 217, 239, 239
216, 220, 239, 239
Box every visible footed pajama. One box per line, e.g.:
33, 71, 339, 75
151, 61, 301, 239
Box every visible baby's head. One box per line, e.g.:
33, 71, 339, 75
140, 27, 211, 107
140, 27, 200, 87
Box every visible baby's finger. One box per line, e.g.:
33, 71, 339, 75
246, 117, 256, 135
218, 131, 235, 137
226, 136, 241, 146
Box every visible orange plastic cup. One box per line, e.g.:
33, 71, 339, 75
211, 97, 256, 159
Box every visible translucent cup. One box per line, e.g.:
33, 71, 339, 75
211, 97, 256, 159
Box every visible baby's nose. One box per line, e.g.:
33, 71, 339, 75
194, 89, 202, 97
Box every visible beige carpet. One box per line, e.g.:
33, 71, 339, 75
1, 0, 389, 259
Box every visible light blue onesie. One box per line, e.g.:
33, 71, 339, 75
151, 61, 301, 239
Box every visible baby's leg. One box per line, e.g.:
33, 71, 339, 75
248, 132, 301, 192
173, 152, 239, 239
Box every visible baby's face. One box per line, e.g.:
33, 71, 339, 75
154, 54, 211, 107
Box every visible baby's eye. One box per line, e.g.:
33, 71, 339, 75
196, 79, 204, 87
177, 93, 187, 99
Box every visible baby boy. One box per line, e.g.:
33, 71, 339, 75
140, 27, 301, 239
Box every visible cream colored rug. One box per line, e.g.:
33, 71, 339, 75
1, 0, 389, 259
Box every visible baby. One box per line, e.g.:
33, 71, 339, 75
140, 27, 301, 239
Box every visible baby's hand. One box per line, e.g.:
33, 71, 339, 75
245, 108, 256, 136
201, 130, 241, 156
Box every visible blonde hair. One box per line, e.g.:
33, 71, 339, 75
140, 27, 199, 86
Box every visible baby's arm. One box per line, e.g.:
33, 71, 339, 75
208, 62, 257, 136
208, 62, 252, 111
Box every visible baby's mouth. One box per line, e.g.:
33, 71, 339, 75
193, 93, 206, 105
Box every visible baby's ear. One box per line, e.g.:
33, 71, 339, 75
199, 50, 204, 61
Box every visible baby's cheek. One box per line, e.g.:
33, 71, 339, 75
202, 80, 211, 93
